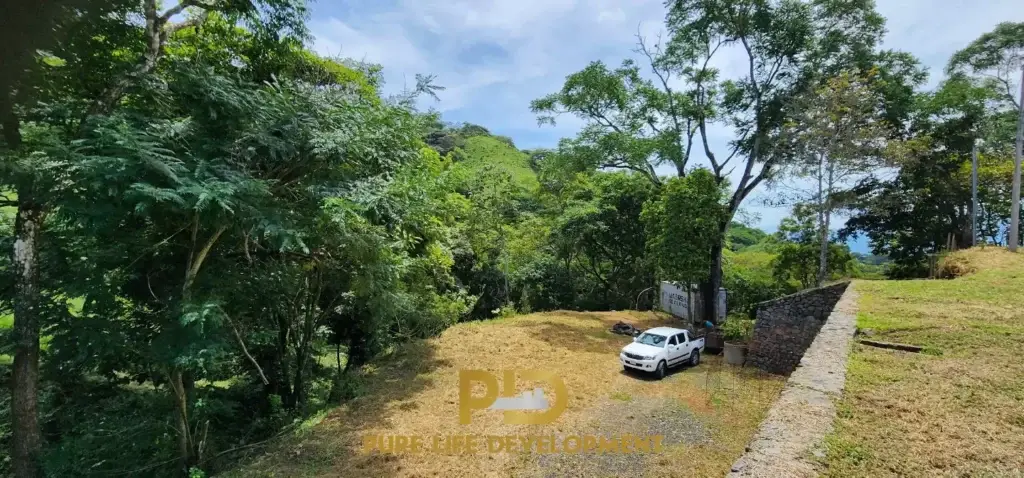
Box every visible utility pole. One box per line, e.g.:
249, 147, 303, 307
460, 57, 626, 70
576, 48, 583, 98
1010, 67, 1024, 252
972, 140, 979, 246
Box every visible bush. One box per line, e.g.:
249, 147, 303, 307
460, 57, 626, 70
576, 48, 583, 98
721, 317, 755, 343
723, 259, 795, 316
494, 135, 516, 148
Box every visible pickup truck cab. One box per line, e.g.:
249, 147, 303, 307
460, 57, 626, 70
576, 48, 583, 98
619, 327, 705, 379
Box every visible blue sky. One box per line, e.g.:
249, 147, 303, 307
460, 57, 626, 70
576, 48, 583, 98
309, 0, 1024, 253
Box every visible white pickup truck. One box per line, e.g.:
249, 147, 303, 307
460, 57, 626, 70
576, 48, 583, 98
619, 326, 705, 379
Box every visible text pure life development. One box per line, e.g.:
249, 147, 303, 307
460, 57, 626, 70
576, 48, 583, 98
362, 434, 666, 454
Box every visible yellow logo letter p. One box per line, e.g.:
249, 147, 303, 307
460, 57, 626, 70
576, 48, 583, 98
459, 370, 499, 425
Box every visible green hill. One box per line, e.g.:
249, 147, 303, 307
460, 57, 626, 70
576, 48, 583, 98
459, 135, 539, 191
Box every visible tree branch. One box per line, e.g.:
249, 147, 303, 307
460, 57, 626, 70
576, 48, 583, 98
183, 225, 228, 297
698, 117, 721, 175
158, 0, 193, 24
739, 35, 761, 100
695, 38, 726, 175
636, 30, 688, 173
85, 0, 218, 120
989, 74, 1021, 110
219, 307, 270, 385
604, 157, 661, 186
166, 15, 205, 35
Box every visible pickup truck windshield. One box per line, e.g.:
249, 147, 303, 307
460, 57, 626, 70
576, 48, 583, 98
636, 333, 667, 347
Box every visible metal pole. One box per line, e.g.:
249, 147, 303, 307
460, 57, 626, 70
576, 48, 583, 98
1010, 66, 1024, 252
972, 140, 978, 246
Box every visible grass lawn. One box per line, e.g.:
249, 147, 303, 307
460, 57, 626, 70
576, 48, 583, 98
823, 248, 1024, 476
231, 311, 785, 477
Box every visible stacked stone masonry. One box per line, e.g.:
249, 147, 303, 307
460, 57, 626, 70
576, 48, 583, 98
746, 281, 850, 374
728, 284, 859, 477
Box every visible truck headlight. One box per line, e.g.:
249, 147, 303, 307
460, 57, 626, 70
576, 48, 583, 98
643, 355, 655, 361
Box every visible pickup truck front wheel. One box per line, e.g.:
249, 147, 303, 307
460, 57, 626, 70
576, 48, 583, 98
654, 360, 667, 380
690, 350, 701, 366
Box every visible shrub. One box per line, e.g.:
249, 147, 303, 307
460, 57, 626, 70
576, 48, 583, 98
721, 317, 755, 343
494, 135, 516, 148
723, 262, 795, 316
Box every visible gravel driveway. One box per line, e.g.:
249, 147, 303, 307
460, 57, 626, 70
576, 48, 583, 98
525, 396, 710, 477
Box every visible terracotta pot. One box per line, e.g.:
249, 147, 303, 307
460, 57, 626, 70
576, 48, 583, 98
723, 342, 748, 365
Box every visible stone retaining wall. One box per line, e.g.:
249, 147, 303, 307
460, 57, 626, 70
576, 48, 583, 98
727, 283, 859, 477
747, 281, 850, 374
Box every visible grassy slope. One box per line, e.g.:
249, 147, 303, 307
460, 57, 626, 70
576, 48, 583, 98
823, 248, 1024, 476
231, 311, 784, 477
460, 135, 539, 191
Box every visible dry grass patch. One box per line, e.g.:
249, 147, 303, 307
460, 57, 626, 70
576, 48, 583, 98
823, 247, 1024, 477
230, 311, 784, 477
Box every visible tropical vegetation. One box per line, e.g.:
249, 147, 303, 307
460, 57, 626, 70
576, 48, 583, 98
0, 0, 1021, 476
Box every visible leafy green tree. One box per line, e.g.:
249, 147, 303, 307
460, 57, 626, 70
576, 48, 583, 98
948, 22, 1024, 110
551, 172, 656, 310
948, 22, 1024, 250
0, 2, 466, 474
843, 73, 1020, 276
531, 57, 696, 185
771, 205, 853, 289
777, 70, 890, 286
663, 0, 921, 320
643, 169, 726, 287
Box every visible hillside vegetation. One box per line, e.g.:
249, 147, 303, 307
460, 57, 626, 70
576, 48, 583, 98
459, 135, 539, 191
824, 248, 1024, 476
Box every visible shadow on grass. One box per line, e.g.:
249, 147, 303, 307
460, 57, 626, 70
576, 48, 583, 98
517, 320, 631, 355
228, 339, 449, 477
619, 361, 699, 381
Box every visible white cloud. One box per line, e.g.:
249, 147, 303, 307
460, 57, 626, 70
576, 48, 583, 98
310, 0, 665, 113
311, 17, 428, 72
876, 0, 1024, 87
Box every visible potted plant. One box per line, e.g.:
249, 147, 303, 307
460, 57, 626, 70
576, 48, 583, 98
721, 317, 755, 365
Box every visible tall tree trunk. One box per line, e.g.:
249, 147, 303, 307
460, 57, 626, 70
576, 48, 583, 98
327, 342, 344, 403
6, 90, 43, 477
168, 368, 195, 472
817, 209, 831, 287
11, 197, 43, 478
294, 308, 316, 410
274, 314, 295, 408
702, 219, 728, 324
169, 224, 226, 471
1009, 66, 1024, 251
293, 270, 320, 410
816, 156, 829, 287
